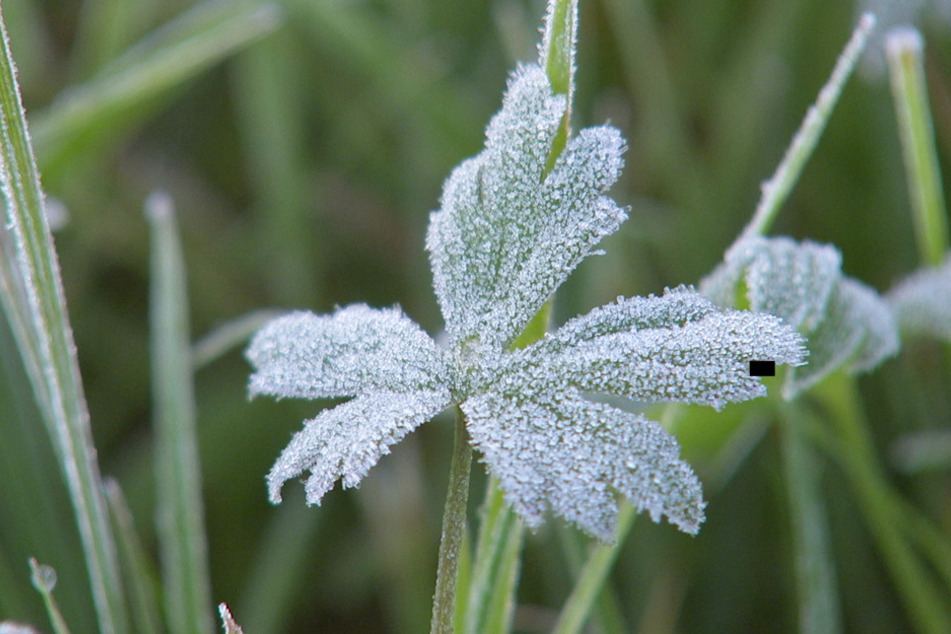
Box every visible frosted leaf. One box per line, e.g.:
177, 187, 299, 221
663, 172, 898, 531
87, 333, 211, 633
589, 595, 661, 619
247, 304, 449, 399
783, 281, 864, 396
702, 236, 841, 331
267, 389, 451, 504
701, 236, 900, 399
427, 64, 627, 349
887, 254, 951, 342
534, 285, 717, 354
463, 390, 704, 540
248, 54, 806, 539
845, 279, 900, 372
785, 279, 898, 396
514, 301, 806, 411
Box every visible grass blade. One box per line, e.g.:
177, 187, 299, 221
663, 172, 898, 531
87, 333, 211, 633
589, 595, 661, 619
885, 27, 949, 266
551, 504, 636, 634
30, 0, 281, 176
218, 604, 245, 634
231, 36, 319, 306
236, 490, 321, 633
0, 7, 128, 633
781, 405, 842, 634
463, 480, 522, 634
103, 480, 163, 634
146, 191, 215, 634
191, 309, 282, 370
816, 373, 951, 633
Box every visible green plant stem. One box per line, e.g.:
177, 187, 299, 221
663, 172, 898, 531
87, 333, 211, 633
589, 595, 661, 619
815, 373, 951, 633
238, 490, 321, 633
741, 13, 874, 240
431, 408, 474, 634
0, 8, 128, 634
147, 192, 214, 634
554, 527, 628, 634
886, 27, 949, 267
552, 503, 636, 634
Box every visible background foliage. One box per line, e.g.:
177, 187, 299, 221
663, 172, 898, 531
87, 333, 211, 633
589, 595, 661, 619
1, 0, 949, 632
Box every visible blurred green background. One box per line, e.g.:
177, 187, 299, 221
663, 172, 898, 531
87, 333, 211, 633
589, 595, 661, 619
1, 0, 950, 632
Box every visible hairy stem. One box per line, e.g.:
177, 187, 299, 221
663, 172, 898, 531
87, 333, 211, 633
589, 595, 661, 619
430, 408, 473, 634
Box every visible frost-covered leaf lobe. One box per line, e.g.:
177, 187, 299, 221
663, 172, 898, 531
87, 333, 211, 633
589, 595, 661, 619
427, 64, 627, 350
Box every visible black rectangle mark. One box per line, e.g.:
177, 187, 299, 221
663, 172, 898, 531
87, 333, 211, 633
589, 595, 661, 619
749, 360, 776, 377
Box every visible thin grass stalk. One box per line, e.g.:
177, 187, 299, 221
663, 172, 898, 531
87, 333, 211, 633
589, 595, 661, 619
218, 604, 246, 634
191, 309, 282, 370
147, 192, 214, 634
601, 0, 705, 209
885, 27, 949, 267
554, 526, 628, 634
799, 393, 951, 613
237, 489, 321, 633
0, 9, 127, 633
232, 37, 318, 307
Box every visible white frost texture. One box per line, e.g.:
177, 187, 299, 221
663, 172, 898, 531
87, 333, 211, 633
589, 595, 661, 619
247, 65, 807, 540
701, 236, 900, 398
886, 252, 951, 342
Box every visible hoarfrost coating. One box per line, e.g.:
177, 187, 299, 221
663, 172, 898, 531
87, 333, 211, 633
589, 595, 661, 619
701, 236, 900, 399
247, 64, 806, 540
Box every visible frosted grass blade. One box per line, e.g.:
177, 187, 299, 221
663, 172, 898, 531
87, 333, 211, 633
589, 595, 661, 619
146, 192, 214, 634
741, 14, 875, 239
0, 8, 127, 633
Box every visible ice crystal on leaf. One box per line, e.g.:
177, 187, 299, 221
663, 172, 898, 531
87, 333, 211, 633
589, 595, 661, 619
701, 236, 900, 398
427, 65, 627, 350
247, 65, 806, 540
886, 253, 951, 342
